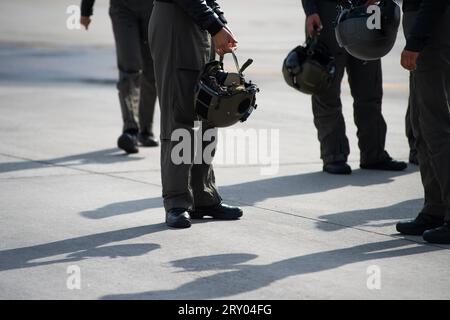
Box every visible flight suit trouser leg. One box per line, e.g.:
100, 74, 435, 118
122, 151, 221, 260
405, 95, 416, 153
346, 55, 388, 166
403, 16, 417, 156
136, 1, 157, 135
149, 2, 221, 212
311, 0, 350, 165
109, 0, 156, 134
404, 10, 450, 221
312, 0, 388, 165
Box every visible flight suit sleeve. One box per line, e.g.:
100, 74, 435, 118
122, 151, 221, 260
405, 0, 448, 52
80, 0, 95, 17
208, 0, 227, 25
173, 0, 225, 36
302, 0, 319, 16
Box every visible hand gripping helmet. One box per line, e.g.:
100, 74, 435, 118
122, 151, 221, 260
282, 34, 336, 95
335, 0, 401, 60
194, 52, 259, 128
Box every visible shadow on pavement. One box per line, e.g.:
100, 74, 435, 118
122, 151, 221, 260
0, 224, 166, 272
78, 169, 414, 221
219, 168, 414, 204
101, 239, 440, 299
317, 199, 423, 232
81, 198, 163, 220
0, 148, 143, 174
0, 44, 116, 86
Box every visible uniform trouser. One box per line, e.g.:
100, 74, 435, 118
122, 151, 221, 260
405, 98, 416, 153
311, 0, 389, 165
404, 10, 450, 221
148, 2, 221, 212
109, 0, 156, 134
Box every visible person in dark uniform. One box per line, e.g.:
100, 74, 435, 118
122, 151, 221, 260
148, 0, 243, 228
301, 0, 407, 174
396, 0, 450, 244
80, 0, 158, 154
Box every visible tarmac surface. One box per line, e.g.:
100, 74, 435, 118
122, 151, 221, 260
0, 0, 449, 299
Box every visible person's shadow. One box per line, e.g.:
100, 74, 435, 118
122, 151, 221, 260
101, 239, 442, 300
219, 167, 414, 205
0, 224, 166, 272
316, 199, 423, 232
0, 148, 143, 174
78, 168, 415, 220
80, 198, 163, 219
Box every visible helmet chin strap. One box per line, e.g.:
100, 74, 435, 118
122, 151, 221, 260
231, 51, 241, 74
219, 51, 253, 76
306, 30, 319, 56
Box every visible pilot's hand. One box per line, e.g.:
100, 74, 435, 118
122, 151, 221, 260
401, 50, 420, 71
80, 16, 91, 30
212, 27, 238, 56
305, 14, 322, 37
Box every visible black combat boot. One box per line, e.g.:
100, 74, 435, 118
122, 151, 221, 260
360, 156, 407, 171
423, 223, 450, 244
117, 132, 139, 154
323, 161, 352, 175
396, 212, 444, 236
190, 202, 243, 220
166, 208, 191, 229
138, 132, 159, 147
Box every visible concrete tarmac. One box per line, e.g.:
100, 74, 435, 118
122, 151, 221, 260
0, 0, 449, 299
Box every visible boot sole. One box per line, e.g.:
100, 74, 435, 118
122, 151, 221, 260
396, 224, 443, 236
166, 219, 192, 229
423, 236, 450, 244
166, 220, 192, 229
396, 226, 426, 236
323, 168, 352, 175
190, 212, 243, 220
360, 164, 407, 171
139, 140, 159, 147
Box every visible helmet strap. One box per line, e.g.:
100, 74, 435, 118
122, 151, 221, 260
219, 51, 240, 73
219, 51, 253, 76
306, 33, 319, 56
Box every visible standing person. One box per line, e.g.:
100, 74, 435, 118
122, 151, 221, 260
148, 0, 243, 228
396, 0, 450, 244
301, 0, 407, 174
80, 0, 159, 154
